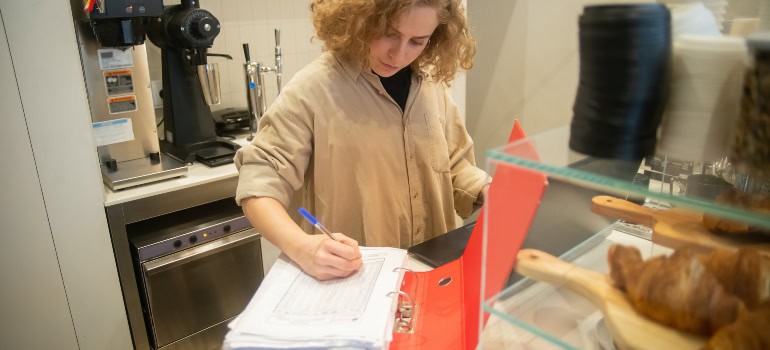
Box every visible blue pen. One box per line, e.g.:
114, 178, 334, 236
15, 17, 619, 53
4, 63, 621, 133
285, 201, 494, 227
298, 208, 338, 241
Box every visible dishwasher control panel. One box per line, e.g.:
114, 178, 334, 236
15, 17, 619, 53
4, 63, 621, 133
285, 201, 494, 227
128, 198, 255, 262
137, 216, 252, 261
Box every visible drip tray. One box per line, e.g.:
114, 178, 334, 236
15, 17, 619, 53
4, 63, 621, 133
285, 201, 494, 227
195, 145, 236, 167
102, 155, 187, 190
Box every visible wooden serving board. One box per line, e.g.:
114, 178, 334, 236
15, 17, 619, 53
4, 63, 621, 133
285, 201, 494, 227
516, 249, 705, 350
591, 195, 770, 253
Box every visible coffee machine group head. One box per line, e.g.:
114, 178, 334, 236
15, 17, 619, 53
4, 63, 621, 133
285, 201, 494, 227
147, 0, 239, 166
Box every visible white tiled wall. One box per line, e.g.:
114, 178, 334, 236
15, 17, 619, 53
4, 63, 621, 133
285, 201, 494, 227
149, 0, 467, 124
148, 0, 323, 113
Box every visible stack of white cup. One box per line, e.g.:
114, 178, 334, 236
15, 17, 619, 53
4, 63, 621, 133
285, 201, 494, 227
658, 0, 728, 31
669, 1, 722, 36
656, 35, 748, 162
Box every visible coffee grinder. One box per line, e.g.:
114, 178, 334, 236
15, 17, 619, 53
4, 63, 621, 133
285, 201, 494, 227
75, 0, 188, 190
147, 0, 240, 167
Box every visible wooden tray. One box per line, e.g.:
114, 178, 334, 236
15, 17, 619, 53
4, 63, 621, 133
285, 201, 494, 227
516, 248, 705, 350
591, 195, 770, 253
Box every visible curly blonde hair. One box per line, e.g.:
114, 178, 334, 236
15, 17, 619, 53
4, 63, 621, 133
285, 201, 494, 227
310, 0, 475, 84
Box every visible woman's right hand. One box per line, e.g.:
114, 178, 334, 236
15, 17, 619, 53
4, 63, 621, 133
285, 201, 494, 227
240, 197, 363, 280
294, 233, 363, 280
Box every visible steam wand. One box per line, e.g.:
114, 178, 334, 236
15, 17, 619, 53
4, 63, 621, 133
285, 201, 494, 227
257, 28, 282, 94
242, 28, 282, 141
243, 43, 260, 141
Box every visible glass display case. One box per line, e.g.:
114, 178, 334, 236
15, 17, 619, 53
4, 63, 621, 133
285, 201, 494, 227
479, 125, 770, 349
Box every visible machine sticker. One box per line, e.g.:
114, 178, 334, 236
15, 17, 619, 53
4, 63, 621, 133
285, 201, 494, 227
107, 95, 139, 114
97, 48, 134, 70
92, 118, 135, 147
103, 69, 135, 96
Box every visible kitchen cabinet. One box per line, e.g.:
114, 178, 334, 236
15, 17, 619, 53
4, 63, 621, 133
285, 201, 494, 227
103, 135, 280, 350
105, 175, 241, 350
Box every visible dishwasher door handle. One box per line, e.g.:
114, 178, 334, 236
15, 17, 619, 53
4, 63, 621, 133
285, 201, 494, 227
143, 229, 261, 275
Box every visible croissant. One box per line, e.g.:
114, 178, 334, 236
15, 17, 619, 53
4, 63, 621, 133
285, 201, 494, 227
696, 248, 770, 309
705, 303, 770, 350
607, 245, 745, 335
703, 189, 770, 234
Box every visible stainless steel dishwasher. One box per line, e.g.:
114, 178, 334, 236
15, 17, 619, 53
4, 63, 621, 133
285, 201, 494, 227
128, 198, 263, 350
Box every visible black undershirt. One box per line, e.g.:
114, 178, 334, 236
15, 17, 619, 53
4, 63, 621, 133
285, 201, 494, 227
377, 66, 412, 112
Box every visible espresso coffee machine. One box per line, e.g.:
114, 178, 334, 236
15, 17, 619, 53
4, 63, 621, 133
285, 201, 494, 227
75, 0, 187, 190
147, 0, 240, 167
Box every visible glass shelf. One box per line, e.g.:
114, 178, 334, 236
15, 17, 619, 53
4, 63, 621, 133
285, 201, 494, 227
481, 226, 667, 350
479, 126, 770, 349
486, 125, 770, 230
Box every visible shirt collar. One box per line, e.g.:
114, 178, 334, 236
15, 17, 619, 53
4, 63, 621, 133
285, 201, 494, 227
332, 52, 426, 83
332, 53, 365, 81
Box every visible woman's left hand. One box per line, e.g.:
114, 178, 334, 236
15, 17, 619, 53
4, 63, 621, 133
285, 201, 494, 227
481, 184, 490, 202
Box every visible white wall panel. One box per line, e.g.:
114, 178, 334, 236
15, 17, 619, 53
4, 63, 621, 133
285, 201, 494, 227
1, 0, 132, 349
0, 11, 78, 350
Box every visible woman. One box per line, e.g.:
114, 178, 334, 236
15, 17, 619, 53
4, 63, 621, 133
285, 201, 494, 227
235, 0, 490, 280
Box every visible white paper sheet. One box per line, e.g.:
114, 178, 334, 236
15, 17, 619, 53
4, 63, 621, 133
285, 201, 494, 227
224, 247, 407, 350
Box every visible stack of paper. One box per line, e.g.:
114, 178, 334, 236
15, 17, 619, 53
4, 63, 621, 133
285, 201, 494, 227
224, 247, 407, 350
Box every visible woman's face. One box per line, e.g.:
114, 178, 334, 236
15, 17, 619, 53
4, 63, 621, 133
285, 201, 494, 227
368, 6, 439, 77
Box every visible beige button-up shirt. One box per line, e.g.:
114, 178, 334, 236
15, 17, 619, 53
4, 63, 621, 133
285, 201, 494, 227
235, 53, 490, 248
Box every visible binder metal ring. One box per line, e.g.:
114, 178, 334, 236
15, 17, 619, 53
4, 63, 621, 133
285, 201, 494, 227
393, 266, 419, 297
386, 290, 416, 333
392, 266, 416, 277
386, 290, 413, 306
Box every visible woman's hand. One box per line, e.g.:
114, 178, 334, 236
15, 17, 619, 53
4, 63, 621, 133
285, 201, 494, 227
481, 184, 490, 202
294, 233, 363, 280
240, 197, 363, 280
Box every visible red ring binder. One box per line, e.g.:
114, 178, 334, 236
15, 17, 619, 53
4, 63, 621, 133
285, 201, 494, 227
389, 120, 548, 349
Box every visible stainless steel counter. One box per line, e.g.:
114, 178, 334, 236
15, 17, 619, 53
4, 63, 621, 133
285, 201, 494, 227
103, 135, 251, 206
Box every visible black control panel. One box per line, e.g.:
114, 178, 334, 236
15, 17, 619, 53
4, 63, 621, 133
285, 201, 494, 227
90, 0, 164, 19
128, 198, 254, 262
135, 215, 251, 261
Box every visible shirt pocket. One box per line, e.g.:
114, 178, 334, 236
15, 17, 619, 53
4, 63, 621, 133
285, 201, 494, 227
425, 113, 451, 173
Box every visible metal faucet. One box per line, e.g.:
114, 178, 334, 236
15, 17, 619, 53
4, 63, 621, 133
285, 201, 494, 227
243, 28, 282, 141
